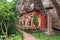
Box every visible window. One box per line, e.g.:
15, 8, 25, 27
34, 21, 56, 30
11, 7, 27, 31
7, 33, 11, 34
20, 21, 22, 25
24, 20, 25, 25
29, 21, 31, 26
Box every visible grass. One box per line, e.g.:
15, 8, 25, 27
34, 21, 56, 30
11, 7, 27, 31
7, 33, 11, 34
31, 30, 60, 40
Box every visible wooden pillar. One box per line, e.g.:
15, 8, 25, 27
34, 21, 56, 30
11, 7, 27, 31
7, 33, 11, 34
31, 17, 33, 26
45, 10, 55, 35
25, 19, 27, 27
19, 18, 20, 25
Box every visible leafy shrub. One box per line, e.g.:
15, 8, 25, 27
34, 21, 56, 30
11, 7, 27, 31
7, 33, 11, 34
9, 34, 22, 40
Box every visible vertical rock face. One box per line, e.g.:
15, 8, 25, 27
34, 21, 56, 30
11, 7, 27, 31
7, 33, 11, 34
50, 0, 60, 19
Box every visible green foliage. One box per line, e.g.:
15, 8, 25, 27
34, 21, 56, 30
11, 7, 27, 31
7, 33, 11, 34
33, 14, 38, 26
8, 28, 22, 40
9, 35, 22, 40
0, 31, 22, 40
0, 0, 19, 40
8, 26, 19, 36
11, 0, 18, 12
0, 2, 17, 23
0, 25, 22, 40
0, 0, 18, 30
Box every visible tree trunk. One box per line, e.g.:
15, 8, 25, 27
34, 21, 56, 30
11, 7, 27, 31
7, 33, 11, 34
4, 23, 9, 40
1, 21, 9, 40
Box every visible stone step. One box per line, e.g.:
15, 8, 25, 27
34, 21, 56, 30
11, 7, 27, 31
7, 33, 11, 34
16, 25, 40, 29
23, 29, 41, 33
16, 25, 41, 33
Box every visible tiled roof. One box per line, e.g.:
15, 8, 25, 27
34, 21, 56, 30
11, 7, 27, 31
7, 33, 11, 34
16, 0, 44, 14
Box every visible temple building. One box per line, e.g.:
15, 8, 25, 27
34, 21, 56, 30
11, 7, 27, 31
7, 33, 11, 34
16, 0, 50, 30
16, 0, 60, 31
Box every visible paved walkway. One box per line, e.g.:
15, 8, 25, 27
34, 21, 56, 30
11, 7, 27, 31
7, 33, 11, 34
22, 31, 40, 40
15, 25, 40, 40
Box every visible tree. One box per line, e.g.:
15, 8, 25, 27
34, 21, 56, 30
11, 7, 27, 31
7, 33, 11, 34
33, 14, 38, 26
33, 14, 39, 31
33, 14, 40, 38
0, 0, 18, 40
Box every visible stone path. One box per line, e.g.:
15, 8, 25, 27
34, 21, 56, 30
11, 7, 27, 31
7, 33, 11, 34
16, 25, 40, 40
22, 31, 40, 40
